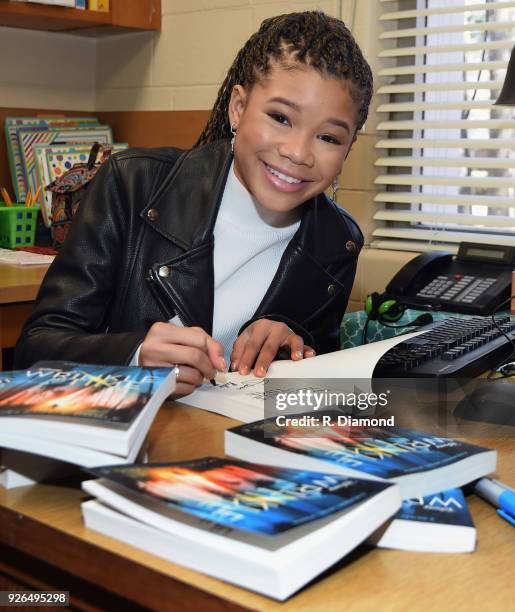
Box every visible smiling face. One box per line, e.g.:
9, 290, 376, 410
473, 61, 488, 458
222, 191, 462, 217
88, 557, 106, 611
228, 61, 359, 212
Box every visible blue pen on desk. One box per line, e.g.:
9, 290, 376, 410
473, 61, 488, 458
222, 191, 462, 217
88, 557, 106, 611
473, 477, 515, 526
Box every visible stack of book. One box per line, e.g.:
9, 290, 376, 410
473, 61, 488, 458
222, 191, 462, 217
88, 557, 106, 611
0, 361, 176, 487
81, 415, 497, 600
82, 458, 401, 601
4, 116, 127, 226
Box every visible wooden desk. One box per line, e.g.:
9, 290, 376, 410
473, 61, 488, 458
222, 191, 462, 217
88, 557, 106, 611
0, 263, 48, 369
0, 405, 513, 611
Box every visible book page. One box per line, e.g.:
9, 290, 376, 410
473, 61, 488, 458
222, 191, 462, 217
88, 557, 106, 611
267, 332, 422, 379
179, 372, 266, 423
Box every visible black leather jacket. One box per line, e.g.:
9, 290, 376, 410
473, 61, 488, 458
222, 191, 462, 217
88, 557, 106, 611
14, 139, 363, 368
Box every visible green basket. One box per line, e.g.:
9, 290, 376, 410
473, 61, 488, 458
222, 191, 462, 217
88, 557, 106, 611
0, 204, 40, 249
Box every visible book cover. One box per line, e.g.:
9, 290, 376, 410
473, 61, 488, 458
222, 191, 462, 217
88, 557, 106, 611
229, 417, 492, 479
82, 458, 400, 600
225, 413, 496, 498
0, 361, 171, 428
91, 458, 392, 538
395, 488, 474, 527
372, 488, 476, 552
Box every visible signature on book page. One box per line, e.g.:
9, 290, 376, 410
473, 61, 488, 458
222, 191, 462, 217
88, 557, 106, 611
213, 374, 330, 403
212, 374, 266, 400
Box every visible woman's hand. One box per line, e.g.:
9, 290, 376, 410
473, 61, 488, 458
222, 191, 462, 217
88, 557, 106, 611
139, 323, 226, 398
230, 319, 315, 377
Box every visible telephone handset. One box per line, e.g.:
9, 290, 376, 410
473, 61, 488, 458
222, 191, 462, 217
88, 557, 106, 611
385, 243, 515, 316
386, 251, 453, 297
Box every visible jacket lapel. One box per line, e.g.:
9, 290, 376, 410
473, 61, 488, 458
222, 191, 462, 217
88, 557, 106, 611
142, 140, 232, 333
254, 194, 357, 325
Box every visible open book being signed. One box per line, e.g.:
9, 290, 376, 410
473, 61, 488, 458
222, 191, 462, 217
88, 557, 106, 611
181, 333, 422, 422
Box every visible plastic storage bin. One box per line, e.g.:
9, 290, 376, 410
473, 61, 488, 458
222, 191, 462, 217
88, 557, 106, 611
0, 204, 40, 248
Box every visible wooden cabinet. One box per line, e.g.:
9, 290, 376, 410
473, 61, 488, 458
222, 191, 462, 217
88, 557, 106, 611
0, 0, 160, 35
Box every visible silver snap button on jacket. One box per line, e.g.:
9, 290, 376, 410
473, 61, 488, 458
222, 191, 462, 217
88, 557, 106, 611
158, 265, 171, 278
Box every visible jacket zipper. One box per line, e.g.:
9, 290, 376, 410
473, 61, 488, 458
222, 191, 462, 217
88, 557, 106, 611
146, 267, 192, 327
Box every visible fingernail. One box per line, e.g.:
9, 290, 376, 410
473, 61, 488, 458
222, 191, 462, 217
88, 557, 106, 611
240, 365, 249, 376
293, 351, 303, 360
231, 361, 238, 372
255, 366, 266, 377
219, 357, 227, 372
305, 350, 315, 357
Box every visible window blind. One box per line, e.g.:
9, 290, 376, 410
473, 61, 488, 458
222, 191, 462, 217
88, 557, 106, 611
374, 0, 515, 253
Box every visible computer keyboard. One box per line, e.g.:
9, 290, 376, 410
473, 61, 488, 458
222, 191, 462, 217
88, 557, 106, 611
373, 315, 515, 378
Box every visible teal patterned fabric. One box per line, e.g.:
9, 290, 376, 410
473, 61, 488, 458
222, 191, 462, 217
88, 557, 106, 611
340, 310, 474, 349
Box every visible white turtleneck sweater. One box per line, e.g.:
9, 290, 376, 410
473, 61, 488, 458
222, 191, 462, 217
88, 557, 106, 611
211, 162, 301, 360
132, 162, 301, 364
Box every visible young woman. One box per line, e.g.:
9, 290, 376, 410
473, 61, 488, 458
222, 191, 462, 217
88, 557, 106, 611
15, 11, 372, 398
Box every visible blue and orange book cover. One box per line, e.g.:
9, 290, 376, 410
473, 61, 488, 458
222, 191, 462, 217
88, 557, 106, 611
0, 361, 173, 428
397, 488, 474, 527
229, 414, 492, 480
92, 458, 392, 536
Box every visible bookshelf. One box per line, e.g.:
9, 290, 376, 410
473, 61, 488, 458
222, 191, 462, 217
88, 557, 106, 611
0, 0, 160, 35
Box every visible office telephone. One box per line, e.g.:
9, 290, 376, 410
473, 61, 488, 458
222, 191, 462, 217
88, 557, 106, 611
385, 242, 515, 316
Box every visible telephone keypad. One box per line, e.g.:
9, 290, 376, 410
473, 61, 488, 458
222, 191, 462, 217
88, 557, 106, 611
417, 275, 496, 305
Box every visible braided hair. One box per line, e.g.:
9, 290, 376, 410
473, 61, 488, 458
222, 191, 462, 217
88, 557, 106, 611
195, 11, 372, 147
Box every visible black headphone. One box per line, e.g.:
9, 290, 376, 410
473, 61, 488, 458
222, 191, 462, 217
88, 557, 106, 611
362, 292, 434, 344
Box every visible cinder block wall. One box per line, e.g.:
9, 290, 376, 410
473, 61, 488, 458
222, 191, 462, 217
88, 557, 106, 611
0, 27, 96, 110
96, 1, 342, 111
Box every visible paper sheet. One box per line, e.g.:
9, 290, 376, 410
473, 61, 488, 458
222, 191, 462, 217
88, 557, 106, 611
0, 248, 54, 265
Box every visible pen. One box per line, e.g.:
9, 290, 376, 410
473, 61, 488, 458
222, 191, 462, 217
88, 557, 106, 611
210, 378, 217, 386
473, 477, 515, 526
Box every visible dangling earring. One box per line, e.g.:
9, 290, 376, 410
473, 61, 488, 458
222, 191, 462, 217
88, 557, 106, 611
230, 124, 237, 154
331, 179, 339, 203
